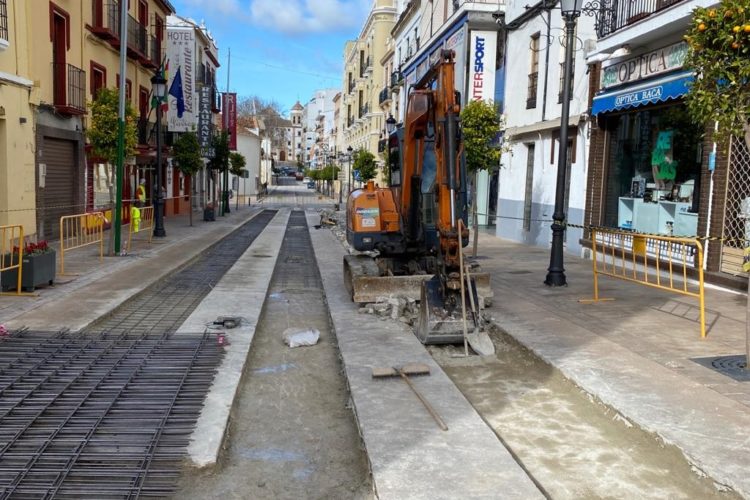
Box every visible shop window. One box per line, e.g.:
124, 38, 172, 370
523, 143, 535, 231
527, 33, 540, 109
603, 105, 703, 233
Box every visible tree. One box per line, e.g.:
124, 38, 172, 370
86, 87, 137, 255
208, 131, 230, 215
172, 132, 202, 226
460, 99, 506, 256
353, 148, 378, 183
229, 152, 247, 177
684, 1, 750, 150
87, 87, 138, 165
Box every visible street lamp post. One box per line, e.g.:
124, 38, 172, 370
544, 0, 581, 287
347, 145, 354, 191
151, 71, 167, 238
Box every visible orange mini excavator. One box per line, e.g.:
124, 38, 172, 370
343, 50, 492, 344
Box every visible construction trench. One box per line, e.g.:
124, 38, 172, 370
0, 205, 741, 498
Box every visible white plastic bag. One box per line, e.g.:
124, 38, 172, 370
282, 327, 320, 348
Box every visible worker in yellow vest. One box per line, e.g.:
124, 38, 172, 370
136, 179, 146, 207
130, 204, 141, 232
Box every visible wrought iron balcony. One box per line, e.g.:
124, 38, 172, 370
137, 116, 155, 145
0, 0, 9, 42
558, 63, 574, 103
145, 34, 161, 69
127, 13, 147, 57
379, 87, 391, 106
90, 1, 120, 40
592, 0, 685, 38
390, 71, 403, 88
52, 63, 86, 115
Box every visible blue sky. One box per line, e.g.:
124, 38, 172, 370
171, 0, 371, 115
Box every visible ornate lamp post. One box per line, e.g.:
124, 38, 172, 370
151, 70, 167, 238
544, 0, 582, 287
385, 114, 396, 134
347, 145, 354, 193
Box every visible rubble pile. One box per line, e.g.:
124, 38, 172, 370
358, 296, 420, 325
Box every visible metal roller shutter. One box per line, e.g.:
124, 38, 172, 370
40, 138, 77, 240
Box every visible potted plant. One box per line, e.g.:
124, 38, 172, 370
1, 240, 56, 292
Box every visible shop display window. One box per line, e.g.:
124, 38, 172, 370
603, 104, 703, 235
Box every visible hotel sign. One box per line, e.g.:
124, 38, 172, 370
601, 41, 688, 89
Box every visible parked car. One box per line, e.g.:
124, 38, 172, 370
307, 181, 315, 189
295, 172, 304, 181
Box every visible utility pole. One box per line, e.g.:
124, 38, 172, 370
223, 48, 231, 215
112, 0, 129, 255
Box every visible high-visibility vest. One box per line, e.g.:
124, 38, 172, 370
130, 206, 141, 232
136, 185, 146, 203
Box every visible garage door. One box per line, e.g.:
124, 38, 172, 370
39, 138, 77, 240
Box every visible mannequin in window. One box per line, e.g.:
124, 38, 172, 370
651, 129, 677, 191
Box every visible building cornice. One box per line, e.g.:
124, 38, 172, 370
0, 71, 33, 88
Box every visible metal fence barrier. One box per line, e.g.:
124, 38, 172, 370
581, 227, 707, 338
0, 224, 24, 295
127, 206, 154, 252
59, 212, 105, 275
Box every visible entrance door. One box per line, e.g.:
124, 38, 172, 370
39, 138, 77, 240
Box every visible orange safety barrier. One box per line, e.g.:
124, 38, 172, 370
59, 212, 105, 275
581, 227, 706, 338
0, 224, 24, 295
127, 206, 154, 252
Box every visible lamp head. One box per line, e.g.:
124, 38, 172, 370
560, 0, 583, 18
151, 71, 167, 99
385, 114, 396, 134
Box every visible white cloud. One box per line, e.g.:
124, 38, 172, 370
182, 0, 243, 16
248, 0, 370, 35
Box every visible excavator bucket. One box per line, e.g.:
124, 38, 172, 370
343, 255, 493, 306
418, 275, 487, 345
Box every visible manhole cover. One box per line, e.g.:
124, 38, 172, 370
692, 355, 750, 382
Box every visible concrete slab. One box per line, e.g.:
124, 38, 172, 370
181, 209, 290, 468
475, 232, 750, 497
308, 215, 543, 500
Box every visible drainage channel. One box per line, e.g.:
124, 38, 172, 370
0, 210, 277, 499
174, 210, 372, 499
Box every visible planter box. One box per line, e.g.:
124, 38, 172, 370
1, 251, 56, 292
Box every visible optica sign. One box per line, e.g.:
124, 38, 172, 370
468, 30, 497, 103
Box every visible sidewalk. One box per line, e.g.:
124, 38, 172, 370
474, 231, 750, 497
1, 205, 261, 331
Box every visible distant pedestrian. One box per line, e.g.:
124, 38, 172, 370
136, 179, 146, 207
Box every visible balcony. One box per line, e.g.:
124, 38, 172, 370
143, 34, 160, 69
52, 63, 86, 115
390, 71, 403, 88
379, 87, 391, 106
0, 0, 9, 47
595, 0, 684, 38
137, 116, 155, 145
348, 81, 355, 94
526, 72, 538, 109
90, 1, 119, 40
126, 13, 147, 59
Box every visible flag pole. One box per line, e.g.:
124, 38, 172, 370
113, 0, 129, 255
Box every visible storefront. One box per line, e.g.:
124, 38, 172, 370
586, 40, 750, 287
589, 42, 702, 238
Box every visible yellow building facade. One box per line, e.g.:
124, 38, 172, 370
0, 0, 174, 240
341, 0, 396, 185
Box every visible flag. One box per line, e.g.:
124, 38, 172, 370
169, 66, 185, 118
150, 60, 170, 112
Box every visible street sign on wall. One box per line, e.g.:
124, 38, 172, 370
222, 93, 237, 150
198, 86, 213, 158
166, 26, 196, 132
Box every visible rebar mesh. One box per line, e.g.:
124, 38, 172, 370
720, 137, 750, 275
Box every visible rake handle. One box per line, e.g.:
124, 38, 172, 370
398, 369, 448, 431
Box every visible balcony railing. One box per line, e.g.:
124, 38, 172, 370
526, 72, 538, 109
379, 87, 391, 106
348, 80, 355, 93
595, 0, 684, 38
390, 71, 403, 88
90, 1, 120, 39
127, 13, 147, 57
137, 116, 154, 145
52, 63, 86, 115
145, 34, 160, 69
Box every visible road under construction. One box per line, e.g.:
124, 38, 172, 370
0, 185, 747, 499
